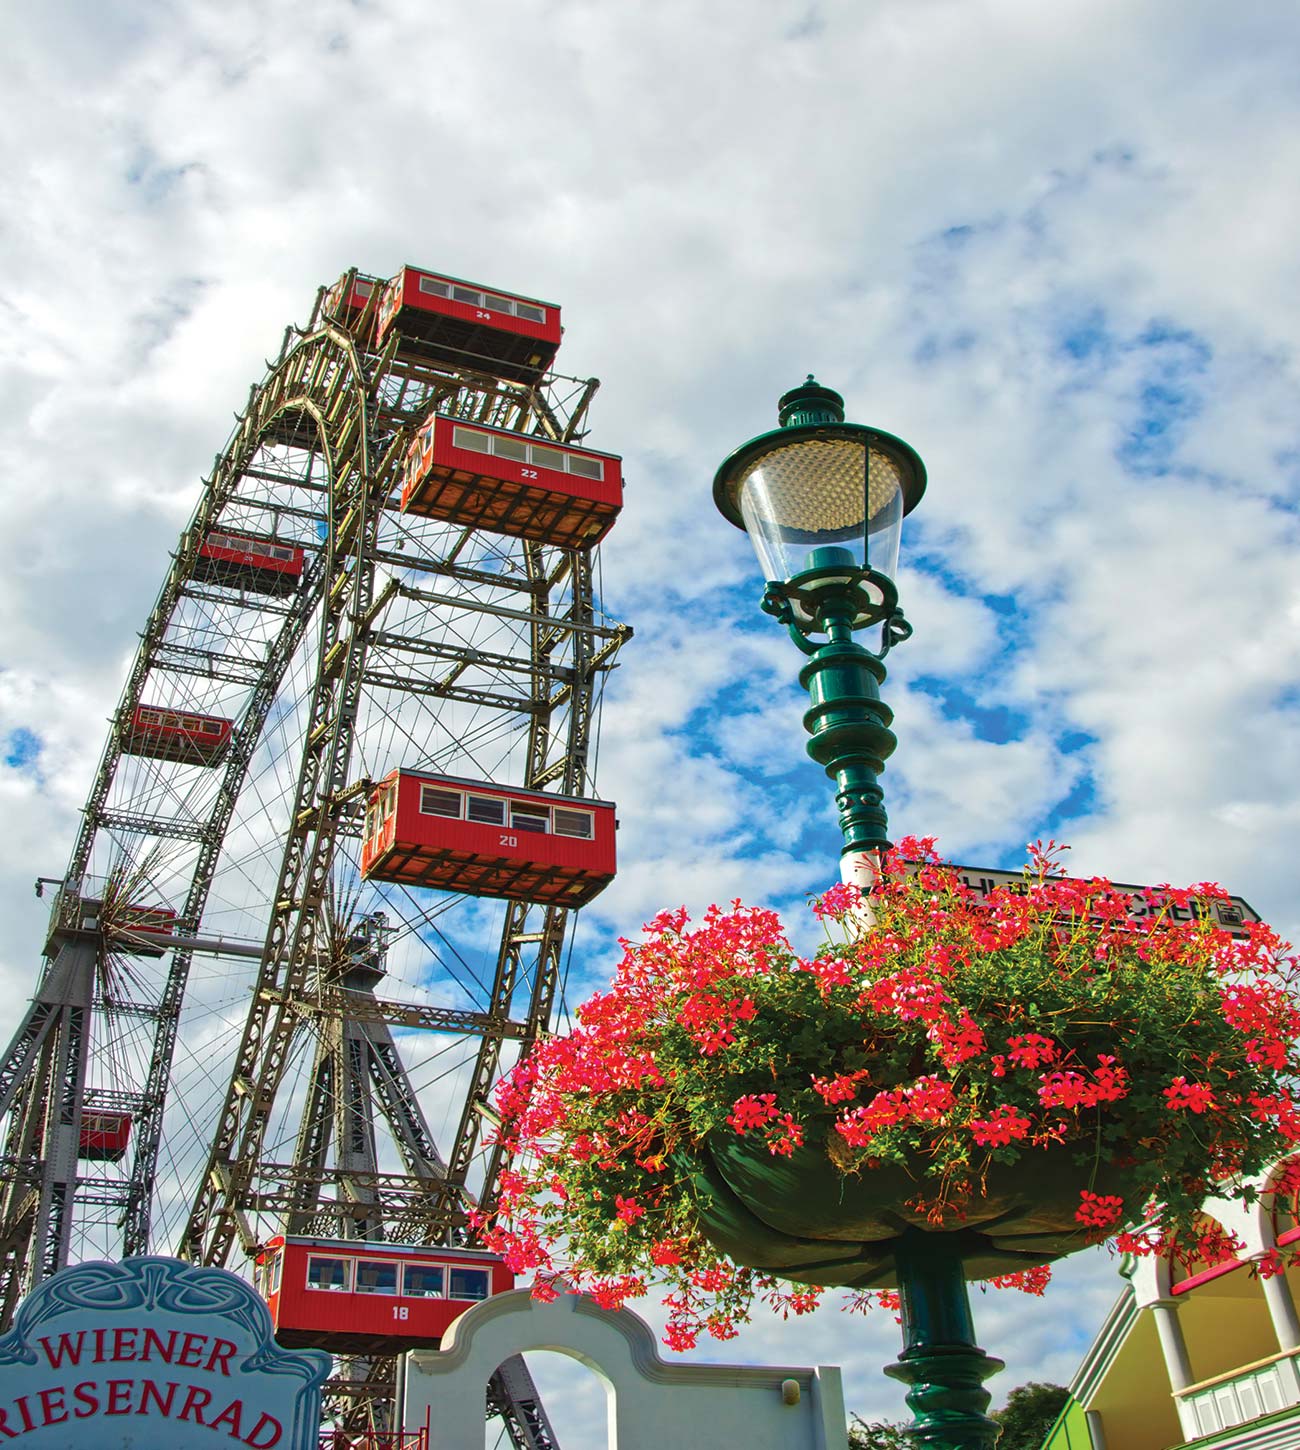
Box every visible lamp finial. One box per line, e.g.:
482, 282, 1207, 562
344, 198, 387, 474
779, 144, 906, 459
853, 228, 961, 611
778, 376, 846, 428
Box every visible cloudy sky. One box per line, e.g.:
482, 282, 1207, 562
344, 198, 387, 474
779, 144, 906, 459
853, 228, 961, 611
4, 0, 1300, 1440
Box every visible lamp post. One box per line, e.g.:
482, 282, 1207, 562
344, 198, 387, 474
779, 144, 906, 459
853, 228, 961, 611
712, 376, 925, 892
713, 378, 1004, 1450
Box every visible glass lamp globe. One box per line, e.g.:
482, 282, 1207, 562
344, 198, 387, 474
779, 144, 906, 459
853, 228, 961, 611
712, 376, 926, 596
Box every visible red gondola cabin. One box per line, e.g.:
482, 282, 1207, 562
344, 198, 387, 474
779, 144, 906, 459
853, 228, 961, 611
323, 269, 381, 330
106, 902, 178, 955
78, 1110, 132, 1162
375, 267, 562, 384
257, 1236, 513, 1353
123, 705, 233, 766
193, 531, 304, 596
401, 415, 623, 548
361, 771, 616, 907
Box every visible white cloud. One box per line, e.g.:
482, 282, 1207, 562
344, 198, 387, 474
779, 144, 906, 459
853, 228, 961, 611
2, 0, 1300, 1441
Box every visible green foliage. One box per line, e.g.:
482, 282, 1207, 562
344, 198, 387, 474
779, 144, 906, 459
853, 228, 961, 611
847, 1415, 918, 1449
993, 1382, 1070, 1450
848, 1382, 1069, 1449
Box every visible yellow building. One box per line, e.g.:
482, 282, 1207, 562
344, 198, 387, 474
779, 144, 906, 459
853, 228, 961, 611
1044, 1162, 1300, 1449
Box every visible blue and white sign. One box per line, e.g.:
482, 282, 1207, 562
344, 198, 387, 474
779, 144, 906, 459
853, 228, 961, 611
0, 1256, 331, 1446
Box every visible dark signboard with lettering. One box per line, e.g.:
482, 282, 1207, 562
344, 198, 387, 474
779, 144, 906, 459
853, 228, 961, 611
940, 863, 1259, 939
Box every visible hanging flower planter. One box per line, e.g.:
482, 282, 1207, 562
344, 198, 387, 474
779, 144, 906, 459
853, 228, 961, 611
480, 841, 1300, 1349
680, 1125, 1127, 1287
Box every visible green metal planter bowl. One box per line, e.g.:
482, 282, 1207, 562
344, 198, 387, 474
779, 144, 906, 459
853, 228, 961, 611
683, 1131, 1120, 1287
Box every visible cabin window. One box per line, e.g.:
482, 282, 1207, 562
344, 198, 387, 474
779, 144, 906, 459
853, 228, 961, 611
511, 805, 549, 835
306, 1255, 352, 1292
420, 786, 462, 819
409, 274, 546, 324
466, 795, 506, 826
201, 721, 222, 736
355, 1261, 399, 1296
494, 435, 528, 463
138, 709, 162, 725
270, 1255, 282, 1293
530, 445, 564, 472
564, 452, 602, 478
448, 1267, 490, 1301
553, 808, 593, 840
448, 423, 605, 480
356, 281, 372, 297
402, 1264, 445, 1299
452, 426, 492, 455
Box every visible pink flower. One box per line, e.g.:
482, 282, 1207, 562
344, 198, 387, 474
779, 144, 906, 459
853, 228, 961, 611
1006, 1034, 1057, 1069
930, 1012, 986, 1066
1038, 1071, 1090, 1109
906, 1076, 957, 1120
969, 1105, 1031, 1146
987, 1265, 1052, 1295
763, 1112, 805, 1157
811, 1070, 869, 1104
1164, 1077, 1216, 1114
1091, 1056, 1130, 1103
812, 882, 864, 921
1075, 1190, 1126, 1230
614, 1195, 645, 1224
726, 1093, 779, 1134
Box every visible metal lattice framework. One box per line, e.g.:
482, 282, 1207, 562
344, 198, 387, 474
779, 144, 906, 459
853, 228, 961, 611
0, 270, 629, 1442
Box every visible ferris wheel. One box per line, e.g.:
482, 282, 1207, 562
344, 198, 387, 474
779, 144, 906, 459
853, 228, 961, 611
0, 265, 630, 1439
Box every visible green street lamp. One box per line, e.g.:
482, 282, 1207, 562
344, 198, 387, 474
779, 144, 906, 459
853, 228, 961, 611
713, 375, 926, 889
714, 379, 1004, 1450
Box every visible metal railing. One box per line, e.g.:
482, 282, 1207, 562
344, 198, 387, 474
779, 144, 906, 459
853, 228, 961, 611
318, 1431, 427, 1450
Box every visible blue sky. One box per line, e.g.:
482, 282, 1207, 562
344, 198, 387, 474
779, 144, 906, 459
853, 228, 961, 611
3, 0, 1300, 1441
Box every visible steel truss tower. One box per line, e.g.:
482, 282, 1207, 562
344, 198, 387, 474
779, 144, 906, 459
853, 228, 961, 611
0, 268, 629, 1443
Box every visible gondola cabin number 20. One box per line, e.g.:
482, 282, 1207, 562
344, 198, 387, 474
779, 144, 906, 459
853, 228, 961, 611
361, 770, 617, 908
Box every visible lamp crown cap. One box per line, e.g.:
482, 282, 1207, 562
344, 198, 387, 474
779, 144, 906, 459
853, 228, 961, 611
778, 375, 846, 428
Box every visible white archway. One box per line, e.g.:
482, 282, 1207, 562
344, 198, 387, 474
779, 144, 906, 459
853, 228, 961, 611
402, 1289, 847, 1450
